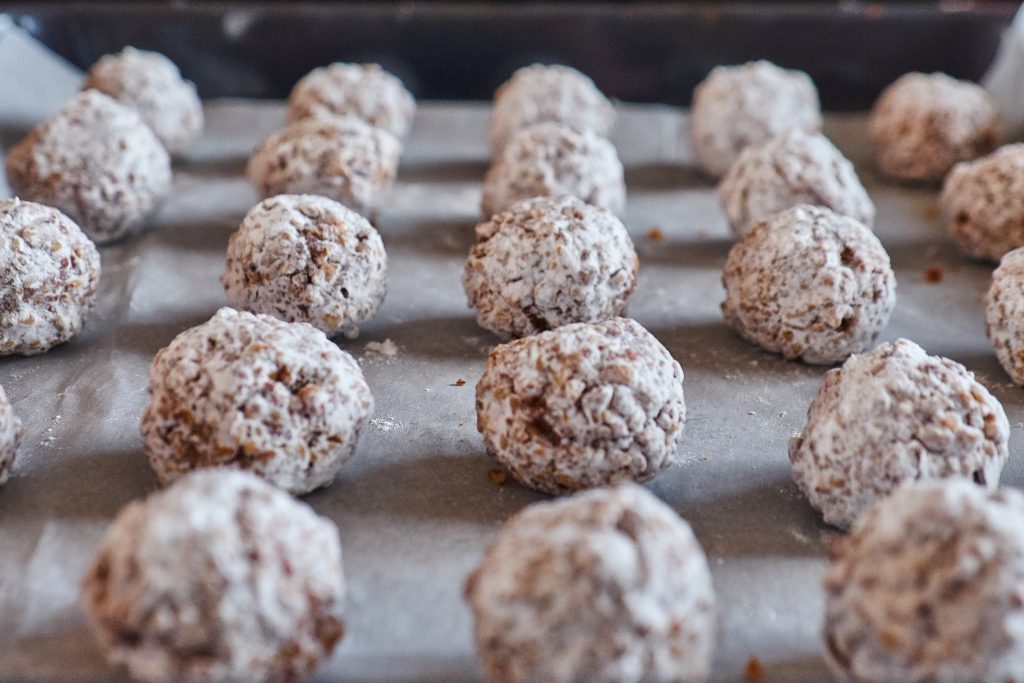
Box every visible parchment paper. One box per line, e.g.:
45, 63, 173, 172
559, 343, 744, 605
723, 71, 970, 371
2, 39, 1023, 683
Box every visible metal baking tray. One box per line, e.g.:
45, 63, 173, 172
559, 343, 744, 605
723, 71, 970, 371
0, 3, 1020, 682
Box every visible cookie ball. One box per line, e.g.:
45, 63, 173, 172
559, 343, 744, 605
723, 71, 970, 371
465, 483, 715, 683
0, 198, 101, 355
481, 122, 625, 217
490, 64, 615, 154
718, 130, 875, 236
0, 384, 23, 486
82, 47, 204, 157
986, 246, 1024, 383
140, 307, 374, 495
463, 195, 637, 340
287, 62, 416, 139
222, 194, 387, 339
690, 60, 822, 178
790, 338, 1008, 530
247, 117, 401, 218
824, 480, 1024, 682
721, 205, 895, 365
869, 72, 999, 183
940, 144, 1024, 261
5, 90, 172, 244
476, 317, 685, 494
81, 469, 344, 683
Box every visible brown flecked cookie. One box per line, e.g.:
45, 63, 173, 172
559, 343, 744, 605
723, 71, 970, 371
0, 384, 22, 486
222, 194, 387, 339
246, 116, 401, 218
81, 469, 345, 683
721, 205, 894, 365
490, 64, 615, 155
475, 317, 685, 494
940, 144, 1024, 262
463, 195, 637, 339
5, 90, 172, 244
869, 72, 999, 183
465, 483, 715, 683
717, 130, 875, 236
140, 307, 373, 495
481, 121, 625, 218
986, 246, 1024, 383
0, 198, 101, 356
824, 480, 1024, 682
83, 47, 204, 157
690, 60, 822, 178
790, 338, 1008, 530
287, 62, 416, 139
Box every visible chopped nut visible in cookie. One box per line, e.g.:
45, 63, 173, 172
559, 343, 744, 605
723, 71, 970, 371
824, 480, 1024, 681
83, 47, 203, 157
690, 60, 821, 178
288, 62, 416, 138
247, 116, 401, 217
986, 246, 1024, 384
140, 307, 374, 495
5, 90, 171, 244
490, 64, 614, 154
790, 338, 1008, 529
466, 484, 715, 683
718, 130, 874, 236
721, 205, 895, 365
0, 198, 101, 356
870, 72, 999, 183
941, 144, 1024, 262
476, 317, 685, 494
481, 122, 625, 217
222, 194, 387, 339
81, 469, 345, 682
463, 195, 638, 339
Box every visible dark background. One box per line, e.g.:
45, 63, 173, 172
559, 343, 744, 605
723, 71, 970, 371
2, 2, 1019, 108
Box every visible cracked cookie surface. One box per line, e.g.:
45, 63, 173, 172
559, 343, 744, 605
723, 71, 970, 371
140, 307, 373, 495
790, 338, 1008, 529
465, 483, 715, 683
475, 317, 684, 494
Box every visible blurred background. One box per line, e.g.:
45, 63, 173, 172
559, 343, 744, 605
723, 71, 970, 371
0, 1, 1019, 108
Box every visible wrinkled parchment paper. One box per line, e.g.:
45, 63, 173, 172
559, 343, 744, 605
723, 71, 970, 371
2, 22, 1024, 683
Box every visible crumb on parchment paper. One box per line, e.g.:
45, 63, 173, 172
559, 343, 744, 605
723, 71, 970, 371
923, 265, 944, 283
744, 655, 764, 681
451, 378, 467, 387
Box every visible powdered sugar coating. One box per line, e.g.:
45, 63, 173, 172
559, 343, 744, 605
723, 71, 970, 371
287, 63, 416, 139
222, 194, 387, 339
140, 307, 374, 495
941, 144, 1024, 262
247, 117, 401, 217
0, 384, 22, 486
465, 483, 715, 683
721, 205, 895, 365
0, 198, 101, 355
789, 339, 1008, 530
476, 318, 685, 494
490, 64, 615, 154
824, 480, 1024, 682
481, 122, 625, 217
463, 195, 637, 340
986, 246, 1024, 383
5, 90, 172, 244
869, 72, 999, 183
718, 130, 875, 236
81, 469, 345, 683
690, 60, 822, 178
83, 47, 204, 157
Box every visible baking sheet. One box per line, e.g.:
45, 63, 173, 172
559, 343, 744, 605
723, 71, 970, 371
2, 69, 1024, 683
